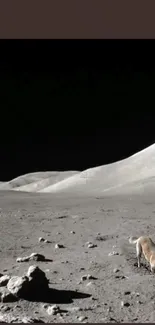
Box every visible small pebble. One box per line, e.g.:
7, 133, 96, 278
81, 275, 87, 281
107, 306, 112, 312
39, 237, 45, 242
121, 301, 130, 307
88, 243, 97, 248
78, 316, 87, 322
108, 251, 119, 256
55, 243, 65, 249
124, 291, 131, 295
113, 268, 120, 273
47, 304, 60, 315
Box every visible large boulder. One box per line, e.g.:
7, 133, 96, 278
7, 276, 30, 299
27, 265, 49, 292
0, 287, 17, 302
0, 275, 11, 287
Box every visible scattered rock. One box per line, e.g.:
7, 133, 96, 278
78, 315, 87, 322
55, 243, 65, 249
108, 251, 119, 256
81, 275, 88, 281
7, 276, 29, 298
66, 306, 82, 312
0, 305, 11, 312
91, 297, 98, 301
113, 268, 120, 273
136, 300, 143, 304
0, 313, 19, 323
0, 287, 17, 302
121, 301, 130, 307
29, 253, 46, 261
39, 237, 45, 242
57, 215, 68, 219
81, 274, 97, 281
124, 291, 131, 295
47, 304, 60, 315
88, 243, 97, 249
44, 239, 50, 243
115, 275, 126, 279
22, 317, 44, 323
0, 275, 11, 287
16, 256, 30, 263
107, 306, 112, 312
96, 235, 108, 241
16, 253, 47, 263
38, 237, 50, 244
87, 274, 97, 280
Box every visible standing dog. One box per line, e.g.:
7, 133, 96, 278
129, 236, 155, 273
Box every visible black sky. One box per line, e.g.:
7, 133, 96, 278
0, 40, 155, 181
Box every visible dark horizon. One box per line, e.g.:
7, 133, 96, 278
0, 40, 155, 181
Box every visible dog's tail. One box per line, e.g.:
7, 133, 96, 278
129, 236, 138, 244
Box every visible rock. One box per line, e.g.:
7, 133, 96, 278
0, 275, 11, 287
55, 243, 65, 249
39, 237, 45, 242
7, 276, 29, 298
113, 268, 120, 273
88, 243, 97, 248
29, 253, 46, 261
87, 274, 97, 280
121, 301, 130, 307
70, 231, 75, 234
0, 287, 17, 302
22, 317, 44, 323
81, 275, 88, 281
27, 265, 49, 290
16, 253, 46, 263
108, 251, 119, 256
67, 306, 82, 312
78, 315, 87, 321
47, 304, 60, 315
0, 313, 19, 323
81, 274, 97, 281
16, 256, 30, 263
115, 275, 126, 279
0, 305, 11, 312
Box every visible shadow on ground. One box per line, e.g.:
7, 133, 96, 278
22, 288, 91, 304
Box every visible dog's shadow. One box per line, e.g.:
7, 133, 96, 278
126, 255, 150, 274
21, 287, 91, 304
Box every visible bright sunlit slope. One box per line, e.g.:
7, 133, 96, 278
39, 144, 155, 194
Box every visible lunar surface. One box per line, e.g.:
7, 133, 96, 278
1, 145, 155, 322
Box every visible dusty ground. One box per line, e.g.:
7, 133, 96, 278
1, 190, 155, 322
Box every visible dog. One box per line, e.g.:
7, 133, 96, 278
129, 236, 155, 273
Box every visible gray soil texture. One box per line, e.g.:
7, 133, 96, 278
1, 190, 155, 322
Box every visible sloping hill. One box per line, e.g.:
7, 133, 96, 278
39, 144, 155, 194
13, 171, 79, 192
0, 172, 56, 190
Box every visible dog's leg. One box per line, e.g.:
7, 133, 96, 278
136, 241, 142, 268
